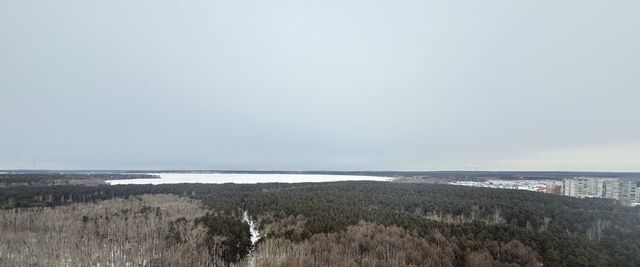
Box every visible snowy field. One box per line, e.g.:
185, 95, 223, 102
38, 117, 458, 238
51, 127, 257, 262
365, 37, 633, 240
106, 172, 393, 185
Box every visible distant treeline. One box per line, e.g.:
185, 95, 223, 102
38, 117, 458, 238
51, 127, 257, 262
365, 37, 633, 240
0, 173, 158, 186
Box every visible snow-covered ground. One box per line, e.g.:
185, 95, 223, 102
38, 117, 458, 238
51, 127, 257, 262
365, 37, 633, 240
105, 172, 393, 185
243, 211, 261, 245
449, 179, 562, 192
243, 211, 260, 267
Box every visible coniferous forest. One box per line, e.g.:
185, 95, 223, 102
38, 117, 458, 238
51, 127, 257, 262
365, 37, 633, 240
1, 174, 640, 266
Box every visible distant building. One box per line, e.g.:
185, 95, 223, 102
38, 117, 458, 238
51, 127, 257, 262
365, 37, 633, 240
603, 179, 620, 199
546, 185, 562, 195
563, 177, 605, 198
619, 180, 637, 206
562, 177, 638, 206
562, 179, 577, 196
637, 182, 640, 204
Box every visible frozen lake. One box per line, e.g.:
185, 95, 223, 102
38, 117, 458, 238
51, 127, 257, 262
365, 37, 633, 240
105, 172, 393, 185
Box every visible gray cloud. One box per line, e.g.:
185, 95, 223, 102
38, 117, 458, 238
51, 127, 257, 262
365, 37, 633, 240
1, 0, 639, 171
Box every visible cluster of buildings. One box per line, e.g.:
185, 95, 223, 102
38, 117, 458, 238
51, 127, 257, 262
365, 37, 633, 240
450, 177, 640, 206
450, 180, 563, 194
563, 177, 639, 206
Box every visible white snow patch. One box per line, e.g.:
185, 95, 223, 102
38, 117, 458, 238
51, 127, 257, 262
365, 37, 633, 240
105, 173, 392, 185
243, 211, 261, 246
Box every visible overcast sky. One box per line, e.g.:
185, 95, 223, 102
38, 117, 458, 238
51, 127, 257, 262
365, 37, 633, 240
1, 1, 639, 171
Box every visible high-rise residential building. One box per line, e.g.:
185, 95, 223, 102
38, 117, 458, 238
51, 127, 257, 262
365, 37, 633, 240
637, 182, 640, 204
563, 177, 608, 198
562, 179, 577, 197
603, 179, 621, 199
562, 177, 638, 206
619, 180, 637, 206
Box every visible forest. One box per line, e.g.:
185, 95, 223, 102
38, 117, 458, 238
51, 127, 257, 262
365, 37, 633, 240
1, 175, 640, 266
